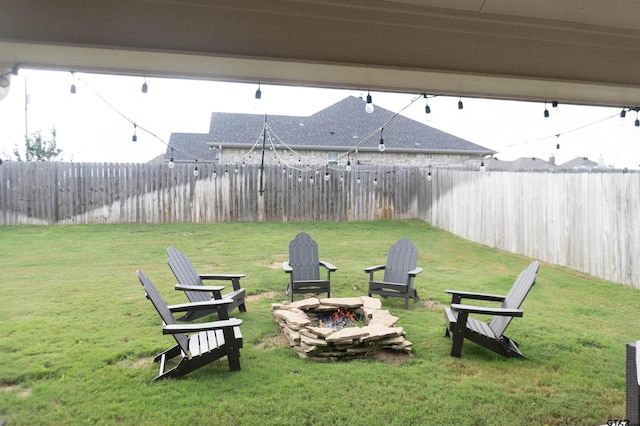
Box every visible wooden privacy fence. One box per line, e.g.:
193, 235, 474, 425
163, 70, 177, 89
1, 161, 638, 288
422, 168, 640, 288
0, 161, 421, 225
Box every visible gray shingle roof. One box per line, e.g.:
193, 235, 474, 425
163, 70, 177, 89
164, 95, 493, 161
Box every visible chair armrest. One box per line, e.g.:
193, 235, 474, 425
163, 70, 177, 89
319, 260, 337, 271
175, 283, 225, 292
445, 289, 506, 304
408, 267, 422, 276
282, 261, 292, 273
167, 298, 232, 313
450, 303, 523, 317
163, 318, 242, 334
199, 273, 245, 280
363, 265, 385, 273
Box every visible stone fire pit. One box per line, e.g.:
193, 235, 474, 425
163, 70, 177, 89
272, 296, 413, 360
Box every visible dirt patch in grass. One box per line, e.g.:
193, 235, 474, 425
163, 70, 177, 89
256, 333, 288, 350
421, 300, 445, 309
246, 291, 279, 302
129, 358, 153, 369
1, 385, 32, 397
269, 262, 282, 270
372, 348, 413, 365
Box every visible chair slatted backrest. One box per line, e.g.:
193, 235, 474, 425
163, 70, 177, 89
137, 270, 190, 356
167, 247, 210, 303
489, 261, 540, 337
383, 238, 419, 284
289, 233, 321, 282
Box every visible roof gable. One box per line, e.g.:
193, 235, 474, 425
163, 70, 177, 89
208, 96, 492, 154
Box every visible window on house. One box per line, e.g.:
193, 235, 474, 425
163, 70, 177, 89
327, 152, 339, 165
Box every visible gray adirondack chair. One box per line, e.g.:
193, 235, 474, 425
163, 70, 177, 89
282, 232, 337, 301
167, 247, 246, 321
136, 270, 243, 380
364, 238, 422, 309
444, 260, 540, 358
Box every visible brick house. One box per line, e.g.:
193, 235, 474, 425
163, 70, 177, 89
163, 95, 493, 168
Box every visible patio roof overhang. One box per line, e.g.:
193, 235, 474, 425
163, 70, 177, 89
1, 0, 639, 107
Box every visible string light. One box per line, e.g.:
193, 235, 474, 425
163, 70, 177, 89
324, 171, 330, 181
427, 166, 432, 182
70, 72, 77, 94
193, 159, 199, 177
224, 167, 229, 177
132, 123, 137, 142
141, 77, 148, 94
234, 164, 239, 174
458, 97, 464, 110
378, 128, 385, 152
309, 175, 314, 184
544, 101, 550, 118
168, 148, 175, 169
555, 134, 560, 150
356, 175, 361, 184
480, 160, 486, 172
212, 169, 217, 178
365, 91, 374, 113
373, 178, 378, 186
346, 159, 352, 172
255, 84, 262, 100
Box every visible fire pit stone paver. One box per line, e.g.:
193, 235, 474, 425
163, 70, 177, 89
272, 296, 413, 360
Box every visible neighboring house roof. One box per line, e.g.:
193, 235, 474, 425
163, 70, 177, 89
164, 95, 493, 161
165, 133, 217, 162
558, 156, 599, 169
484, 155, 603, 171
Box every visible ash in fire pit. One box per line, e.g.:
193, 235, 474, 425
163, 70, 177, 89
272, 297, 413, 360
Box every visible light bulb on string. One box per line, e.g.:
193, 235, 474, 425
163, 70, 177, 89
543, 101, 550, 118
373, 178, 378, 186
168, 148, 175, 169
378, 128, 385, 152
282, 167, 286, 174
365, 91, 374, 113
255, 84, 261, 100
457, 97, 464, 110
356, 175, 361, 184
423, 94, 431, 115
193, 160, 199, 177
224, 167, 229, 177
132, 123, 138, 142
212, 169, 217, 178
324, 171, 330, 181
339, 175, 344, 182
298, 175, 302, 183
141, 77, 148, 94
309, 176, 314, 184
555, 134, 561, 150
345, 159, 352, 172
480, 160, 486, 173
427, 167, 432, 182
620, 108, 627, 126
234, 164, 239, 174
70, 71, 77, 94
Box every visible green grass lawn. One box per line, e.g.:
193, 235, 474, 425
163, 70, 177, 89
0, 220, 637, 425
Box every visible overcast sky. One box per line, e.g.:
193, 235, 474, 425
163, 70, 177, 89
1, 69, 638, 169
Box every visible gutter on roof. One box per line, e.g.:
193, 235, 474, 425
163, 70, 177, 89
207, 142, 494, 156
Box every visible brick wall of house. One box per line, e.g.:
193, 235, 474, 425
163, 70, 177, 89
217, 148, 482, 168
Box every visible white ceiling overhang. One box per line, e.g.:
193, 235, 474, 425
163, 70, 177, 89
1, 0, 639, 107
